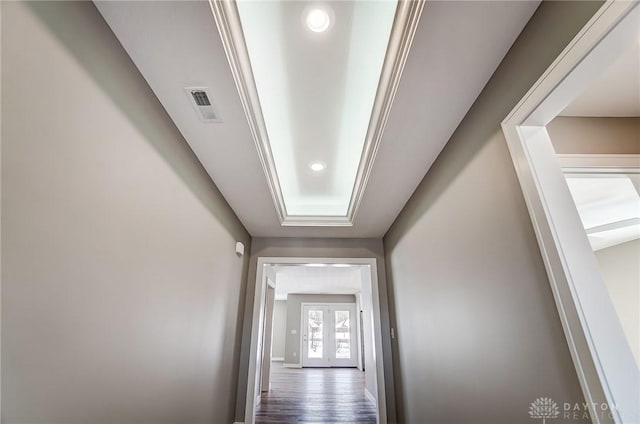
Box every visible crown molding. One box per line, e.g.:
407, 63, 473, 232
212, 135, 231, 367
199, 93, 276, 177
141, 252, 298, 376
346, 0, 425, 224
281, 215, 352, 227
208, 0, 287, 224
209, 0, 424, 227
557, 154, 640, 173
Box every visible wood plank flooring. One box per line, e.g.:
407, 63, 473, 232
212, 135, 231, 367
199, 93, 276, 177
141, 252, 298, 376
256, 362, 377, 423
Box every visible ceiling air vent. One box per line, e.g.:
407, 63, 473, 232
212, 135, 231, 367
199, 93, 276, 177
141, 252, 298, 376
184, 87, 222, 123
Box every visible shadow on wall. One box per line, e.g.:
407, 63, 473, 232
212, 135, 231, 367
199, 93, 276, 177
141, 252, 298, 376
20, 2, 251, 421
24, 1, 245, 238
383, 2, 603, 422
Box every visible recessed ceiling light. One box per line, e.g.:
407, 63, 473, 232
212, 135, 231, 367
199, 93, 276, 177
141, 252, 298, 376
309, 161, 326, 172
306, 8, 331, 33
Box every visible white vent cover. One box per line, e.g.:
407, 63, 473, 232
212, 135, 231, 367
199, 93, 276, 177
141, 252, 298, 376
184, 87, 222, 122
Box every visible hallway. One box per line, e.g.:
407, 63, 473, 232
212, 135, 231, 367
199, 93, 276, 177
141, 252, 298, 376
256, 362, 376, 424
5, 1, 634, 423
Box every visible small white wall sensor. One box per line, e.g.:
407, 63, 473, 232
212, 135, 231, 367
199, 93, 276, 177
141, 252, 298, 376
235, 242, 245, 257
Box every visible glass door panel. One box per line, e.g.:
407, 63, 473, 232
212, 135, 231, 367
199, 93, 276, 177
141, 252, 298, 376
307, 309, 324, 359
335, 310, 351, 359
331, 305, 358, 367
302, 305, 329, 367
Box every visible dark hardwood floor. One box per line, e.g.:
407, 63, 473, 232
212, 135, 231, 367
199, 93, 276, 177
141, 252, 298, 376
256, 362, 377, 423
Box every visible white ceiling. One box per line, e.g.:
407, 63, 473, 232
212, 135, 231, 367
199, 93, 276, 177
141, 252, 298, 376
561, 43, 640, 117
95, 0, 539, 237
235, 0, 396, 217
566, 174, 640, 251
270, 265, 364, 301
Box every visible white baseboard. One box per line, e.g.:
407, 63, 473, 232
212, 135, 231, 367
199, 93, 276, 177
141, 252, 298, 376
233, 422, 244, 424
271, 357, 284, 362
364, 388, 377, 407
283, 362, 302, 368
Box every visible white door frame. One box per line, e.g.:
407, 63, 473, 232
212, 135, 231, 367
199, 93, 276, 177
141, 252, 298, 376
244, 257, 387, 424
300, 302, 358, 368
501, 2, 640, 423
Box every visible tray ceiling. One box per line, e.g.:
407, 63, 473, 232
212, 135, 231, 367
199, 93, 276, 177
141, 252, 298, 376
212, 0, 421, 226
95, 0, 539, 237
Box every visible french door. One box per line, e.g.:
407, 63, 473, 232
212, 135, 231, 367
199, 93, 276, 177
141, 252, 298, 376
302, 303, 358, 367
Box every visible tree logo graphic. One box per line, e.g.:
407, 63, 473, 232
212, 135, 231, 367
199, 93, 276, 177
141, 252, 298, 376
529, 397, 560, 423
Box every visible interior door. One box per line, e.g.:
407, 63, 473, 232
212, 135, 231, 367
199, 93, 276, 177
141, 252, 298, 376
302, 304, 358, 367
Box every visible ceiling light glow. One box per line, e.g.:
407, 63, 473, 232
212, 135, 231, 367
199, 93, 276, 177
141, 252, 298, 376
235, 0, 397, 217
306, 8, 331, 32
309, 161, 326, 172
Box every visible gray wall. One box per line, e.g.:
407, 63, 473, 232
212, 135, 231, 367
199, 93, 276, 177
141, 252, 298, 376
260, 286, 276, 391
548, 116, 640, 154
358, 268, 378, 403
236, 237, 396, 422
383, 2, 603, 423
1, 2, 251, 423
271, 300, 287, 359
595, 240, 640, 368
284, 294, 356, 364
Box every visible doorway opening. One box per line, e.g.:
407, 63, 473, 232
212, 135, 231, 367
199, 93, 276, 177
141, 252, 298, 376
502, 2, 639, 422
244, 257, 387, 424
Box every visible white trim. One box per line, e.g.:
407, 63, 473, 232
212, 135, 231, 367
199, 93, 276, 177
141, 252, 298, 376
557, 154, 640, 174
244, 257, 388, 424
365, 388, 377, 407
271, 357, 284, 362
281, 216, 352, 227
282, 363, 301, 369
355, 293, 364, 372
208, 0, 286, 224
501, 2, 640, 423
518, 3, 640, 127
209, 0, 424, 227
345, 0, 425, 225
